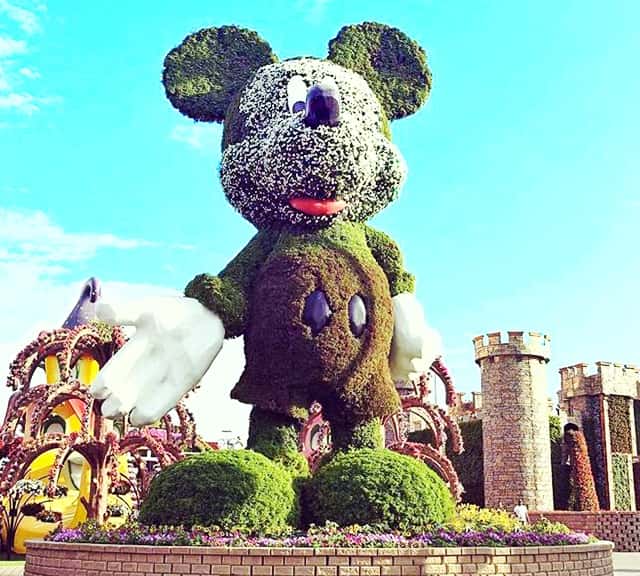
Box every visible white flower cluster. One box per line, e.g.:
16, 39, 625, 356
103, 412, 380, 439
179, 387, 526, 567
220, 58, 407, 229
9, 478, 44, 497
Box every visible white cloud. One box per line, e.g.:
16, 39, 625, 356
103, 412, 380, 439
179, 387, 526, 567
0, 64, 10, 90
0, 91, 58, 114
296, 0, 330, 22
0, 92, 35, 112
0, 184, 28, 194
0, 208, 158, 273
18, 66, 38, 78
0, 0, 41, 35
0, 5, 56, 118
0, 36, 27, 57
170, 123, 222, 150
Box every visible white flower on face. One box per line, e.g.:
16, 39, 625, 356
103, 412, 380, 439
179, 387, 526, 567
221, 58, 407, 229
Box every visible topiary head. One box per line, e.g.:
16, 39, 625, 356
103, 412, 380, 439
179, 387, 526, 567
163, 23, 431, 230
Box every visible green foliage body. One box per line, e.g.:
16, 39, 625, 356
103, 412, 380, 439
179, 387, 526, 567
164, 22, 446, 532
188, 222, 410, 431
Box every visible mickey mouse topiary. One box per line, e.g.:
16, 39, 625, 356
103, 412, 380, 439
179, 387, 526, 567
171, 22, 434, 449
91, 21, 444, 528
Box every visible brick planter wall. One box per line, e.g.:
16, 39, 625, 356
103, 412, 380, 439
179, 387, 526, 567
531, 510, 640, 552
24, 540, 614, 576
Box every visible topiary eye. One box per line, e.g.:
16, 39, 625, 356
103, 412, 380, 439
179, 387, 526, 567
348, 294, 367, 337
287, 75, 307, 114
303, 290, 332, 335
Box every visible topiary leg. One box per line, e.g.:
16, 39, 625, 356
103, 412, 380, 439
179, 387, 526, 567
247, 407, 309, 477
330, 417, 385, 451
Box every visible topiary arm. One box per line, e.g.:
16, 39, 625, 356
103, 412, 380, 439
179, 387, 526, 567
184, 229, 279, 338
365, 226, 442, 383
364, 225, 415, 296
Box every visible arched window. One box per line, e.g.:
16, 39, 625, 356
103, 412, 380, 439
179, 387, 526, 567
42, 415, 66, 436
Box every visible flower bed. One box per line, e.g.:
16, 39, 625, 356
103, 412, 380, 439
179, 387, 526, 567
46, 522, 592, 548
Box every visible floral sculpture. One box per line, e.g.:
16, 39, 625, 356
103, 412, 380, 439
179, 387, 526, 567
89, 22, 458, 526
0, 279, 205, 553
565, 427, 600, 511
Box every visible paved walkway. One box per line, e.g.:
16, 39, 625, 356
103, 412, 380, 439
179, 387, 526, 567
614, 553, 640, 574
0, 554, 637, 575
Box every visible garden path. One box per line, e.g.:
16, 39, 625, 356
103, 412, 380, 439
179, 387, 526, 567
614, 552, 640, 574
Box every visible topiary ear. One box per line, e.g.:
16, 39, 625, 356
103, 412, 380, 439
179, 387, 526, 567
328, 22, 431, 121
163, 26, 277, 123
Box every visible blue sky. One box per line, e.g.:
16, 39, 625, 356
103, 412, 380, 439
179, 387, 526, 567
1, 0, 639, 438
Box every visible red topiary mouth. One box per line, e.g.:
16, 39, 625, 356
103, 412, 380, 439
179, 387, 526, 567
289, 197, 347, 216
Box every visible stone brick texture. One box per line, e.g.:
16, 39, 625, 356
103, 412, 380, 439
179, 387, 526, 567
474, 331, 554, 511
531, 510, 640, 552
24, 541, 614, 576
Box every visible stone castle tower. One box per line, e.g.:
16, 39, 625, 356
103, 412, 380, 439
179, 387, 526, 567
473, 331, 554, 511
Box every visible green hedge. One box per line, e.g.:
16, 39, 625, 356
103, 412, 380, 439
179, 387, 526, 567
549, 415, 569, 509
450, 420, 484, 507
139, 450, 298, 532
305, 449, 454, 530
612, 454, 632, 511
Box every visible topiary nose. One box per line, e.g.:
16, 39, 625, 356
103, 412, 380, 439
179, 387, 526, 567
303, 79, 340, 128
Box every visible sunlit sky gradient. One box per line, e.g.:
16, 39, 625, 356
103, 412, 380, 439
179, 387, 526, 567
1, 0, 638, 439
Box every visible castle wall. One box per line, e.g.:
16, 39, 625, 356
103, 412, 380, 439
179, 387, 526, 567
560, 362, 640, 510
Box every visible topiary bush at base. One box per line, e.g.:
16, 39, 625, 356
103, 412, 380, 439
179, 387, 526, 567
305, 449, 454, 530
139, 450, 298, 532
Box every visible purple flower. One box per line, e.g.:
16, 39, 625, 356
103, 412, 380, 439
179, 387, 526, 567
44, 521, 593, 549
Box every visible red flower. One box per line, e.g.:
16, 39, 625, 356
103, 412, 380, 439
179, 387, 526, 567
566, 430, 600, 511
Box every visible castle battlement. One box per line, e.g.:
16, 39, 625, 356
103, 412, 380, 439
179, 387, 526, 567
473, 330, 551, 365
559, 361, 640, 399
